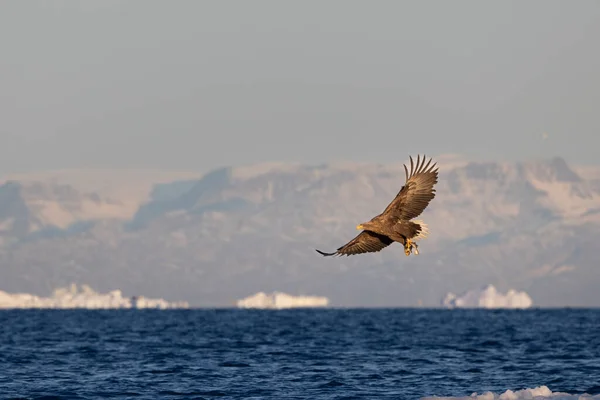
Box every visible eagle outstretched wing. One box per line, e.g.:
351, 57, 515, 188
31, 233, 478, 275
382, 154, 439, 220
316, 230, 394, 257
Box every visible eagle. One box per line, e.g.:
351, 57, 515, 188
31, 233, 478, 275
316, 154, 439, 257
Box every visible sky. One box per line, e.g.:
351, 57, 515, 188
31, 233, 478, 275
1, 0, 599, 174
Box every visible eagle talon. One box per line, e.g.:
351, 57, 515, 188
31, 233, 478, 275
404, 239, 420, 256
404, 239, 414, 256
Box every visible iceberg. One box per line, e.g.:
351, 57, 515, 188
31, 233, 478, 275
441, 284, 533, 309
237, 291, 329, 309
0, 283, 189, 309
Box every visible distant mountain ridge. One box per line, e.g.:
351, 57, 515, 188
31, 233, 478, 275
1, 155, 599, 307
0, 180, 128, 245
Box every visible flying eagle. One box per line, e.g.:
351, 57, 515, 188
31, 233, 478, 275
316, 155, 439, 257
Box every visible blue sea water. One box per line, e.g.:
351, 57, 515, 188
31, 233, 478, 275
0, 309, 599, 400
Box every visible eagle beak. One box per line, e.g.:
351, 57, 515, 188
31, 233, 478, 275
356, 224, 363, 230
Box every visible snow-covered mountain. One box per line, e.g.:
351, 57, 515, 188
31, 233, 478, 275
0, 181, 130, 245
1, 155, 599, 307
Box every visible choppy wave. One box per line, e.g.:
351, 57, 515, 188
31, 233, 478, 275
422, 385, 600, 399
1, 309, 598, 398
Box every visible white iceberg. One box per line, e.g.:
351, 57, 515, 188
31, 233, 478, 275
237, 291, 329, 309
0, 283, 189, 309
441, 284, 533, 309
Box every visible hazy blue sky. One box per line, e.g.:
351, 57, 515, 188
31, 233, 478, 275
1, 0, 599, 173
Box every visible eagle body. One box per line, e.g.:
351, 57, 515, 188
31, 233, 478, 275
360, 214, 424, 246
316, 155, 438, 257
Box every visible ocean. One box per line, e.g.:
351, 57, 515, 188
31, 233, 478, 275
1, 309, 599, 399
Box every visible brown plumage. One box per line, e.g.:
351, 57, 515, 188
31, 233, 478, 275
316, 154, 439, 257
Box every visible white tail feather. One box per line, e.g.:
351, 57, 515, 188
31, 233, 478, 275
413, 219, 429, 240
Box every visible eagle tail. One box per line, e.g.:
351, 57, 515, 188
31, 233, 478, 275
316, 249, 337, 256
412, 220, 429, 240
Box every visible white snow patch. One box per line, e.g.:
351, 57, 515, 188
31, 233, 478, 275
422, 385, 600, 400
528, 178, 598, 219
237, 291, 329, 309
231, 162, 303, 180
0, 283, 189, 309
442, 284, 533, 309
2, 168, 201, 203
